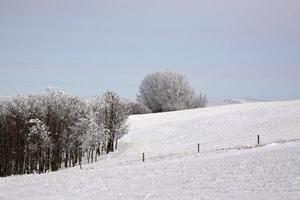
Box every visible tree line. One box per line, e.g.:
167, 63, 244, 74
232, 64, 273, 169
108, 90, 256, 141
0, 70, 207, 177
0, 89, 129, 177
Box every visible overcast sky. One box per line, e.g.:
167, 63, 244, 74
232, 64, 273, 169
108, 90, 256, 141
0, 0, 299, 100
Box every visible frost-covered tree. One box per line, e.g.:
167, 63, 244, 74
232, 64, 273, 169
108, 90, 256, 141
137, 70, 207, 112
43, 88, 88, 169
99, 91, 130, 153
4, 96, 31, 175
0, 89, 129, 177
71, 117, 90, 167
0, 95, 46, 176
81, 117, 107, 163
28, 119, 52, 173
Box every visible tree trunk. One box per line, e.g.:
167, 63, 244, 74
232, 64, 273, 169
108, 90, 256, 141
95, 149, 97, 162
91, 148, 94, 163
115, 139, 118, 150
106, 138, 114, 154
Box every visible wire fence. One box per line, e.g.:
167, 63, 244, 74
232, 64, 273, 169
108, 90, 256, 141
83, 133, 300, 169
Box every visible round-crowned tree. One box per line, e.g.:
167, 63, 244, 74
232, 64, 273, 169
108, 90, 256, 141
137, 70, 207, 113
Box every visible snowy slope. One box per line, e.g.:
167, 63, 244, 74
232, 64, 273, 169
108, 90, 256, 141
119, 100, 300, 157
1, 100, 300, 200
206, 98, 261, 107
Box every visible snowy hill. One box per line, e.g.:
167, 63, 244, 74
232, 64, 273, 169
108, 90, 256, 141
1, 100, 300, 200
206, 97, 262, 107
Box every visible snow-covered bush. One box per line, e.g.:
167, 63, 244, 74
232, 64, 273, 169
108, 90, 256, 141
137, 70, 207, 112
126, 101, 151, 115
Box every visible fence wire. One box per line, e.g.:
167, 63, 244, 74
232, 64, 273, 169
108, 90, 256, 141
80, 134, 300, 169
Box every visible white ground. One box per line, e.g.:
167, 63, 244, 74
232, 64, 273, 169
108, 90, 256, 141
1, 100, 300, 200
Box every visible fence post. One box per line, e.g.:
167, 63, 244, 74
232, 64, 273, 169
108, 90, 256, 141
142, 153, 145, 162
257, 134, 260, 145
198, 143, 200, 153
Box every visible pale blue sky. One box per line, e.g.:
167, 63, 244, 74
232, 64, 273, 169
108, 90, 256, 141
0, 0, 299, 100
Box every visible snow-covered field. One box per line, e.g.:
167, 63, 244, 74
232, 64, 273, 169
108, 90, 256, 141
1, 100, 300, 200
206, 97, 261, 107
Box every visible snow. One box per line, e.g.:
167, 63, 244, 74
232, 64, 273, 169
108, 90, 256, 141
1, 100, 300, 200
206, 98, 261, 107
121, 100, 300, 156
